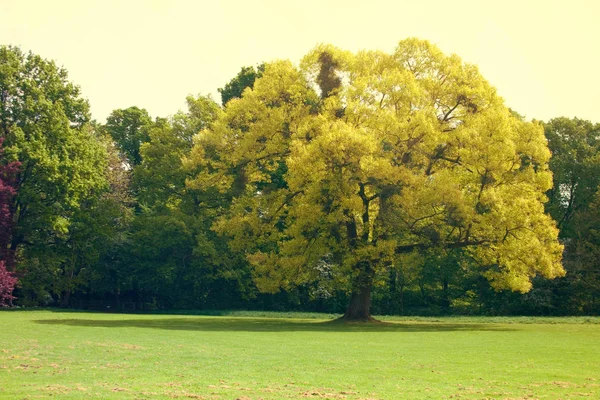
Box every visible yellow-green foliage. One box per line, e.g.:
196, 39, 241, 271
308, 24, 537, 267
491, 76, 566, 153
186, 39, 563, 295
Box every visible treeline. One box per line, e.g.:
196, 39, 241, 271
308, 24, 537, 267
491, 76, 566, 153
1, 43, 599, 316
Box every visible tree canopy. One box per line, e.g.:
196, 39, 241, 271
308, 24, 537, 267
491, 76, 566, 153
544, 117, 600, 237
105, 106, 153, 166
218, 64, 265, 106
541, 118, 600, 314
188, 39, 564, 320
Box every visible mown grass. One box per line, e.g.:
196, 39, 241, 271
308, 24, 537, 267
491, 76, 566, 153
1, 310, 599, 399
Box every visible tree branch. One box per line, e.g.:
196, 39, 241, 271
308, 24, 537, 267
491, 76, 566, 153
395, 239, 491, 254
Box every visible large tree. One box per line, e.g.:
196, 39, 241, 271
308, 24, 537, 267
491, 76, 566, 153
129, 94, 252, 308
188, 39, 563, 321
105, 106, 152, 166
0, 46, 107, 302
542, 117, 600, 314
544, 117, 600, 237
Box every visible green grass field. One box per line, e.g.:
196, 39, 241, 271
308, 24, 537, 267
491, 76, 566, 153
1, 311, 599, 399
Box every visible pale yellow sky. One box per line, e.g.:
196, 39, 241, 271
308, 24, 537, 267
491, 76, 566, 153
1, 0, 598, 123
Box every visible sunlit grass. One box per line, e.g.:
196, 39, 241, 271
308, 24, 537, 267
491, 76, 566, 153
1, 310, 599, 399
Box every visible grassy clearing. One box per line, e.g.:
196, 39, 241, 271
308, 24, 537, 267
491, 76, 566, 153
1, 311, 599, 399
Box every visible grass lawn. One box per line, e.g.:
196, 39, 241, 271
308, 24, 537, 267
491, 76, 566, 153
1, 310, 599, 399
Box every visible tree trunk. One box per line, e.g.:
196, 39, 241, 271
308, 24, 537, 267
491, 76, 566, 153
343, 281, 374, 321
441, 278, 450, 314
398, 284, 405, 314
342, 259, 377, 321
61, 290, 71, 307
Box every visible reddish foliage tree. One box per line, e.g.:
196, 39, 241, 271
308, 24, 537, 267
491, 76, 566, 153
0, 261, 17, 306
0, 137, 20, 303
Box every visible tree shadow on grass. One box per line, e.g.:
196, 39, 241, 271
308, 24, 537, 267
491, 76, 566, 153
34, 317, 516, 332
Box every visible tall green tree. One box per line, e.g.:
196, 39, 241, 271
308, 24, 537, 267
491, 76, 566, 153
126, 95, 252, 308
544, 117, 600, 237
542, 117, 600, 314
52, 135, 134, 306
0, 46, 108, 284
105, 106, 152, 166
188, 39, 564, 321
218, 64, 264, 106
